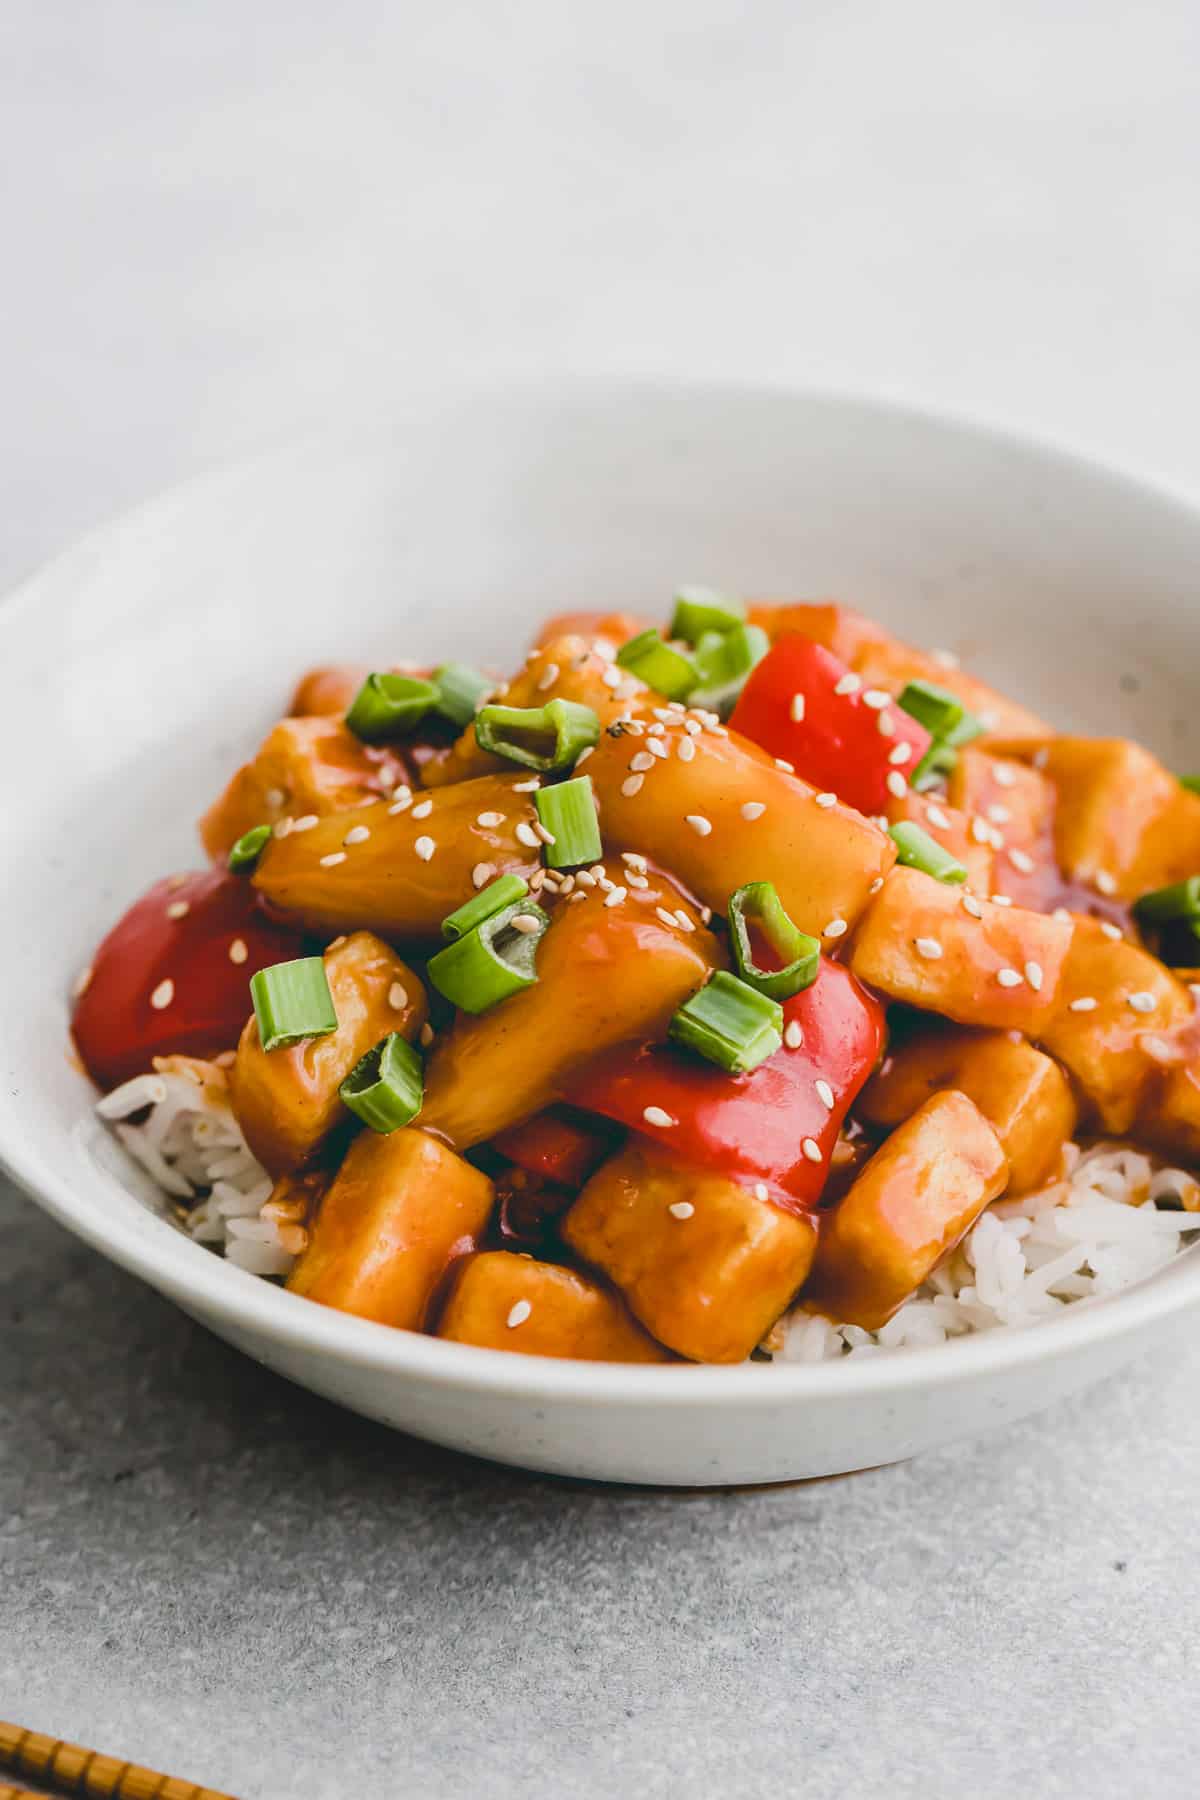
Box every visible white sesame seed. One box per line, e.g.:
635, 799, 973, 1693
801, 1138, 823, 1163
700, 905, 713, 924
1100, 921, 1123, 941
926, 805, 951, 831
643, 1105, 676, 1128
388, 795, 413, 815
419, 1022, 434, 1047
515, 821, 541, 849
676, 737, 697, 763
814, 791, 837, 809
996, 967, 1024, 988
1052, 906, 1072, 922
886, 770, 908, 799
823, 917, 848, 938
1032, 747, 1050, 770
686, 814, 713, 837
1024, 960, 1044, 991
509, 913, 544, 934
990, 893, 1013, 907
862, 688, 891, 710
601, 663, 624, 689
265, 786, 286, 809
646, 737, 669, 760
273, 818, 293, 838
815, 1079, 835, 1109
931, 647, 960, 669
986, 803, 1010, 825
673, 909, 695, 933
166, 900, 190, 920
655, 907, 679, 928
1008, 848, 1035, 874
877, 711, 896, 737
741, 802, 766, 821
536, 661, 560, 692
993, 764, 1018, 788
506, 1299, 532, 1328
574, 745, 594, 766
1095, 869, 1118, 896
869, 876, 884, 894
1069, 996, 1099, 1013
620, 852, 647, 870
292, 814, 319, 833
1128, 991, 1158, 1013
962, 893, 984, 918
888, 743, 913, 766
784, 1021, 804, 1049
476, 811, 506, 829
166, 873, 189, 890
343, 825, 371, 846
668, 1200, 695, 1220
775, 757, 795, 773
414, 836, 436, 862
790, 693, 806, 722
513, 777, 541, 792
150, 978, 174, 1010
621, 775, 645, 798
411, 799, 433, 820
684, 718, 702, 736
970, 817, 991, 845
754, 1183, 770, 1202
646, 722, 666, 737
227, 937, 248, 966
532, 820, 556, 846
914, 936, 944, 960
386, 981, 409, 1011
834, 672, 862, 696
319, 851, 347, 867
575, 870, 597, 888
629, 751, 655, 773
604, 887, 627, 908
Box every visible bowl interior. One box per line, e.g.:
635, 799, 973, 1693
4, 376, 1200, 1411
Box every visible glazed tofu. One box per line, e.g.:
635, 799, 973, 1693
420, 864, 717, 1148
1041, 738, 1200, 900
1145, 1059, 1200, 1166
288, 664, 371, 717
199, 716, 406, 860
230, 931, 427, 1176
1041, 917, 1195, 1132
287, 1128, 494, 1328
884, 788, 993, 894
859, 1026, 1076, 1194
588, 709, 897, 941
849, 867, 1072, 1034
948, 748, 1057, 909
437, 1253, 673, 1362
563, 1141, 817, 1363
805, 1091, 1008, 1331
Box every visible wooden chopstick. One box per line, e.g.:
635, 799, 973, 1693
0, 1722, 239, 1800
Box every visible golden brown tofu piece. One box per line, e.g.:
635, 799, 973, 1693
563, 1141, 817, 1363
849, 866, 1072, 1034
588, 709, 896, 941
948, 748, 1058, 909
859, 1026, 1076, 1194
746, 600, 887, 665
806, 1091, 1008, 1330
1145, 1056, 1200, 1165
287, 1128, 494, 1328
229, 931, 427, 1176
437, 1252, 673, 1362
853, 638, 1049, 743
1041, 917, 1195, 1132
199, 716, 407, 861
530, 610, 653, 652
423, 634, 651, 787
287, 664, 371, 717
420, 865, 717, 1148
884, 788, 993, 894
1041, 738, 1200, 900
252, 771, 542, 943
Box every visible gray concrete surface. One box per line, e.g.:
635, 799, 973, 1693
7, 4, 1200, 1795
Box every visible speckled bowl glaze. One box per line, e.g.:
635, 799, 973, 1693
3, 379, 1200, 1485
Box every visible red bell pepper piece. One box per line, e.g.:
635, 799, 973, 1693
72, 869, 311, 1091
492, 1107, 615, 1189
566, 958, 885, 1213
729, 634, 932, 817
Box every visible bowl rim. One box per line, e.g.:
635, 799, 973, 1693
5, 370, 1200, 1407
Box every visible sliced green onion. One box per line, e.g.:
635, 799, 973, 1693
897, 679, 966, 740
474, 697, 600, 771
688, 622, 769, 716
339, 1031, 424, 1133
534, 775, 602, 870
426, 901, 550, 1014
1180, 775, 1200, 795
669, 586, 746, 644
345, 672, 439, 742
888, 820, 968, 884
668, 971, 783, 1075
911, 741, 959, 792
228, 823, 272, 873
249, 957, 338, 1052
615, 629, 698, 701
442, 873, 530, 941
433, 662, 492, 728
728, 882, 821, 1001
1132, 877, 1200, 926
944, 710, 986, 750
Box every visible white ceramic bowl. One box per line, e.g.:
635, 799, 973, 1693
4, 378, 1200, 1486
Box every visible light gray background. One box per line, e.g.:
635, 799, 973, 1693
3, 5, 1200, 1797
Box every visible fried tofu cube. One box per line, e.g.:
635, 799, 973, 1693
849, 866, 1072, 1034
287, 1128, 494, 1328
1145, 1060, 1200, 1166
230, 931, 427, 1176
1041, 738, 1200, 900
288, 664, 371, 717
746, 600, 886, 665
530, 611, 653, 652
852, 639, 1049, 742
563, 1142, 817, 1363
859, 1026, 1077, 1193
437, 1253, 673, 1362
885, 788, 993, 893
948, 748, 1057, 908
1041, 917, 1194, 1132
805, 1091, 1008, 1330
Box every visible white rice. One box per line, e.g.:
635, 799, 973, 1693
770, 1142, 1200, 1362
97, 1075, 1200, 1357
96, 1063, 294, 1277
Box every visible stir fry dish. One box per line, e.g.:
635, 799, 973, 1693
75, 594, 1200, 1364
